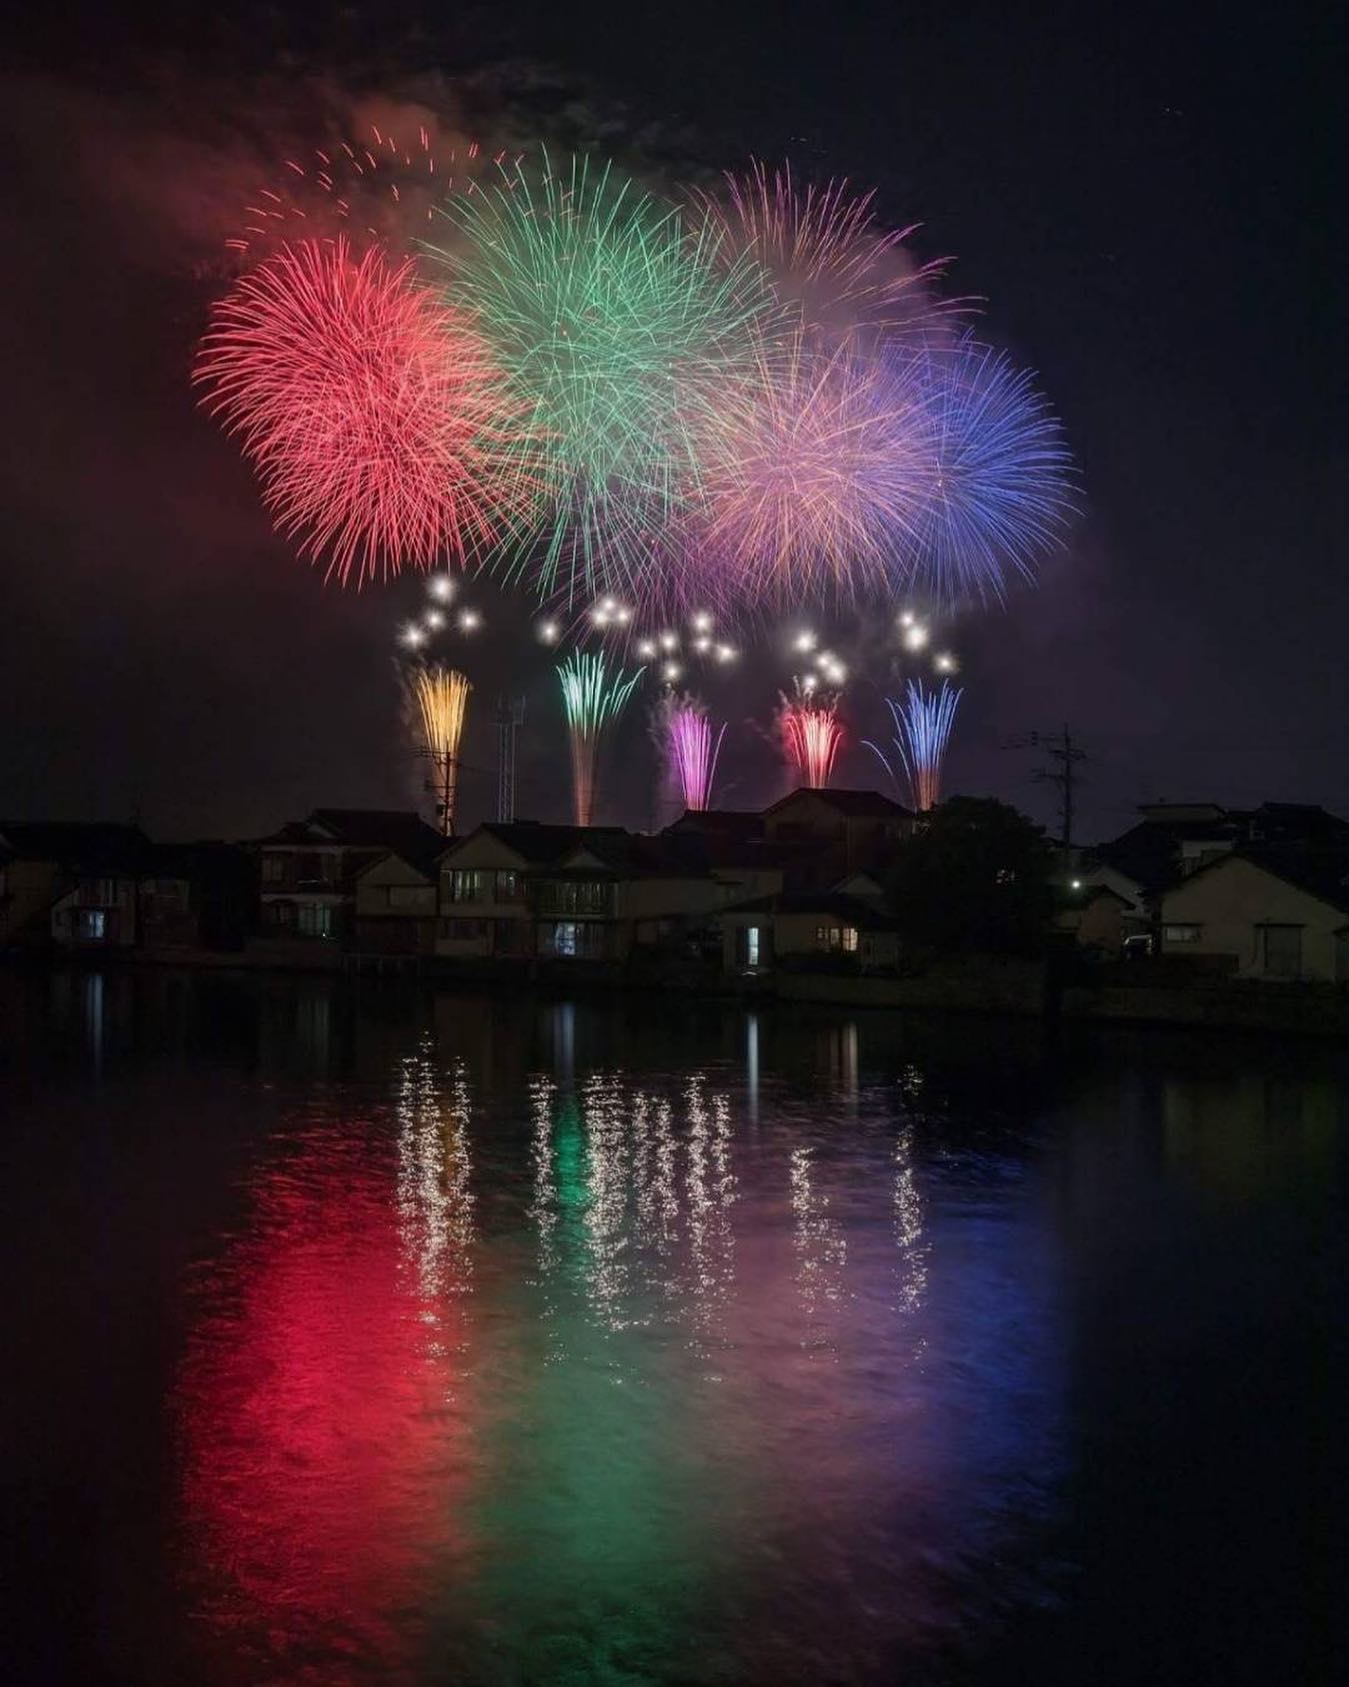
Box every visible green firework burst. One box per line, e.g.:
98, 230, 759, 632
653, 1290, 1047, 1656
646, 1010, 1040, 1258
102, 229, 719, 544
556, 650, 645, 826
427, 152, 775, 606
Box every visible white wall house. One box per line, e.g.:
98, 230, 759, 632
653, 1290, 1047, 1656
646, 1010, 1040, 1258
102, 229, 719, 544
1159, 854, 1349, 982
436, 826, 545, 959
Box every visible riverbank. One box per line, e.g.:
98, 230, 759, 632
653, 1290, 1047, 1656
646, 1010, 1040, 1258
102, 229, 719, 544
9, 947, 1349, 1037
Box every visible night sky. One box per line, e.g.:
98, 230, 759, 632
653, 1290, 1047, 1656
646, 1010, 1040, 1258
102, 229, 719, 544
2, 1, 1336, 843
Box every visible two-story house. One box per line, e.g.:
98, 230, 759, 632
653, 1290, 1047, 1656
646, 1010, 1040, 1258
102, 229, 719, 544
761, 788, 913, 887
659, 809, 787, 904
436, 822, 736, 964
353, 833, 445, 956
531, 833, 726, 962
437, 822, 595, 960
254, 809, 444, 959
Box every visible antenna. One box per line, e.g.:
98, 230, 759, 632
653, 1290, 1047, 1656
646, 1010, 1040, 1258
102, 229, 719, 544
495, 695, 526, 821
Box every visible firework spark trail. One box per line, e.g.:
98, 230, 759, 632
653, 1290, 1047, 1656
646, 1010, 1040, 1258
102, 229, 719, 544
904, 337, 1075, 604
692, 158, 956, 336
556, 651, 644, 827
195, 238, 542, 587
779, 681, 844, 789
411, 665, 472, 834
231, 127, 523, 261
427, 152, 777, 608
660, 695, 727, 812
865, 679, 962, 812
687, 330, 933, 612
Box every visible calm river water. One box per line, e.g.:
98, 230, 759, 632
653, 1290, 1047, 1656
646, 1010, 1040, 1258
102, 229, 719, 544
1, 969, 1342, 1685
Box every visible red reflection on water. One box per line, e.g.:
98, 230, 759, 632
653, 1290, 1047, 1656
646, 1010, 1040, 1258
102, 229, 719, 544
175, 1121, 471, 1683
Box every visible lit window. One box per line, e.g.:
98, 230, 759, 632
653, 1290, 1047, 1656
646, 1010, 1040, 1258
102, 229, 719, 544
842, 927, 859, 952
746, 926, 760, 968
553, 880, 609, 916
449, 870, 485, 903
75, 909, 106, 941
1163, 924, 1201, 943
546, 922, 606, 959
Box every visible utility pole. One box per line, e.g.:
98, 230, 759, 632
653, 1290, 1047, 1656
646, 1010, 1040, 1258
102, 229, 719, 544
421, 750, 458, 837
1028, 725, 1087, 851
495, 695, 525, 822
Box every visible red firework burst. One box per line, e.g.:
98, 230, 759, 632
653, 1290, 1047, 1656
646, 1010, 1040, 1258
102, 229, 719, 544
196, 238, 538, 587
779, 683, 844, 789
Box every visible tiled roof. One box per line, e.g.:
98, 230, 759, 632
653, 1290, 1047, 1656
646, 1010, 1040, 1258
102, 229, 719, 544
765, 787, 912, 820
667, 809, 765, 835
462, 821, 629, 867
257, 809, 444, 861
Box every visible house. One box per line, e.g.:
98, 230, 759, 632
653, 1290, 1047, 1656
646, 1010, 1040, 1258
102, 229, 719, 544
660, 809, 786, 902
436, 822, 596, 960
1084, 803, 1237, 926
1085, 801, 1349, 931
434, 821, 737, 965
1056, 883, 1130, 952
0, 822, 152, 951
1239, 803, 1349, 848
254, 808, 445, 956
139, 842, 255, 952
532, 832, 727, 963
1159, 850, 1349, 982
761, 788, 913, 886
353, 839, 443, 956
721, 886, 902, 976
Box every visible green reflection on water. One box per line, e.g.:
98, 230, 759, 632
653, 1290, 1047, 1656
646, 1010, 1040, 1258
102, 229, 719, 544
441, 1083, 734, 1687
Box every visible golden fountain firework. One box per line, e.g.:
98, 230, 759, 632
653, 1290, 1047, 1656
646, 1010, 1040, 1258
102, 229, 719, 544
412, 666, 472, 835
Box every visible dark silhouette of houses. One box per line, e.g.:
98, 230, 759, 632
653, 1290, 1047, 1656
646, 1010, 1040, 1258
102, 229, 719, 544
253, 808, 444, 956
0, 822, 152, 949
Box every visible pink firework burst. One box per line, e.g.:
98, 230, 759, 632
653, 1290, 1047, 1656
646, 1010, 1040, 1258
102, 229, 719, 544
688, 331, 932, 611
660, 694, 726, 812
779, 682, 844, 789
693, 159, 956, 336
196, 238, 539, 587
